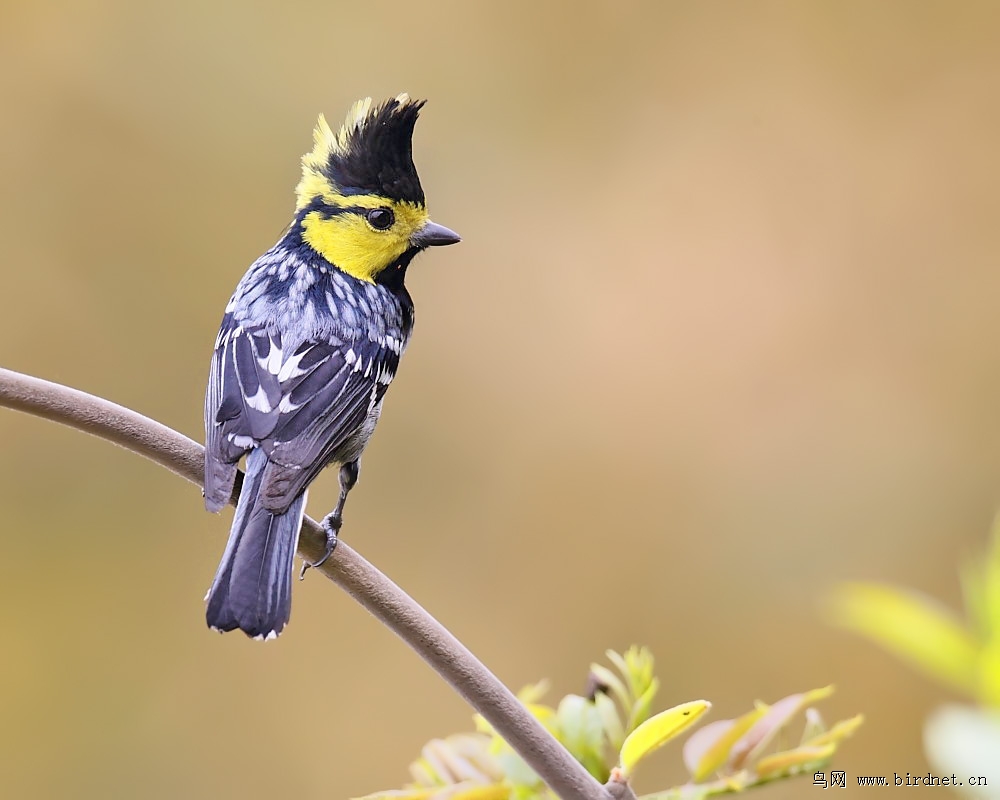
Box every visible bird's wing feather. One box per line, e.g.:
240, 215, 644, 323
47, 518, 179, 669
205, 314, 399, 513
204, 312, 255, 510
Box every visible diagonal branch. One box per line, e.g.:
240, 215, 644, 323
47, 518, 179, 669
0, 366, 612, 800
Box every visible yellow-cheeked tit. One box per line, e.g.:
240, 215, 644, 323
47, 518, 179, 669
203, 95, 459, 639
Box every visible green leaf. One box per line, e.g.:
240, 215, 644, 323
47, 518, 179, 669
588, 663, 632, 716
556, 694, 609, 781
605, 650, 634, 696
829, 582, 980, 696
594, 690, 626, 752
610, 647, 656, 699
628, 677, 661, 731
478, 706, 556, 792
618, 700, 711, 779
626, 646, 655, 696
496, 747, 539, 791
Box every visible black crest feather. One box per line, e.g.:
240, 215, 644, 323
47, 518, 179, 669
322, 96, 426, 204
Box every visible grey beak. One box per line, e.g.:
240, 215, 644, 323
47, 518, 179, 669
411, 220, 461, 248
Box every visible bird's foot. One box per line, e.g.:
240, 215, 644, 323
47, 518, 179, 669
299, 513, 341, 580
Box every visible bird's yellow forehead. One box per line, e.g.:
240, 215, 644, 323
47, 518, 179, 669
295, 93, 425, 207
296, 172, 427, 214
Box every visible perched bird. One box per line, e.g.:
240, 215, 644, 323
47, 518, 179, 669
203, 95, 459, 640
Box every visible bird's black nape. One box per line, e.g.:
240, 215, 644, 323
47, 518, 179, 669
323, 97, 426, 204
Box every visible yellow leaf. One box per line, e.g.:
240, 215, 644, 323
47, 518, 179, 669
729, 686, 833, 769
978, 639, 1000, 707
418, 737, 501, 786
409, 758, 437, 787
527, 705, 558, 730
829, 582, 980, 696
800, 707, 825, 744
442, 786, 511, 800
754, 744, 836, 778
351, 790, 438, 800
618, 700, 711, 778
804, 714, 865, 748
685, 705, 768, 781
801, 685, 835, 705
517, 681, 551, 706
985, 518, 1000, 640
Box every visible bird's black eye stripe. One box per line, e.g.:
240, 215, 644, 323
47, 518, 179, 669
366, 207, 394, 230
304, 196, 372, 220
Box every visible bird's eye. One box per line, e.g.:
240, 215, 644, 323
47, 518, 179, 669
366, 207, 394, 230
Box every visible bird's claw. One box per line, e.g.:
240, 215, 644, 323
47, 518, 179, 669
298, 515, 341, 580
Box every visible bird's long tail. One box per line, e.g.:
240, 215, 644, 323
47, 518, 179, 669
205, 448, 306, 639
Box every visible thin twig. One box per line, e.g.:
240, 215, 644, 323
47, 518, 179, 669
0, 366, 611, 800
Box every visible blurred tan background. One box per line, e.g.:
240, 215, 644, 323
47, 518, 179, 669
2, 1, 999, 797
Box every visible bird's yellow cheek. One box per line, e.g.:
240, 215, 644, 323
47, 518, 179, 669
301, 212, 410, 283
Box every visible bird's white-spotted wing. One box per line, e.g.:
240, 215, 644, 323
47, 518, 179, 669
204, 316, 401, 512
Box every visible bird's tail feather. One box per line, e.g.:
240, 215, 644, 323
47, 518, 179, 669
205, 449, 305, 639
